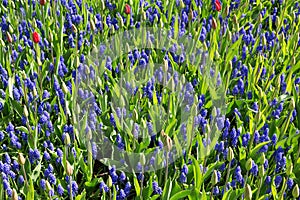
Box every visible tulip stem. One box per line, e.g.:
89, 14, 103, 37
69, 175, 73, 200
210, 186, 214, 200
296, 142, 300, 161
87, 141, 93, 181
165, 152, 169, 184
41, 4, 46, 40
225, 163, 231, 191
244, 171, 249, 188
140, 166, 144, 200
203, 158, 206, 169
255, 176, 263, 200
22, 165, 29, 189
65, 145, 68, 161
49, 191, 52, 200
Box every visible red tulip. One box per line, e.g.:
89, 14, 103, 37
40, 0, 46, 5
124, 4, 131, 15
32, 31, 40, 44
215, 0, 221, 12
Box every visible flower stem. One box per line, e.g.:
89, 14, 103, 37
22, 165, 29, 189
225, 163, 231, 191
255, 176, 262, 200
88, 141, 93, 181
244, 171, 249, 187
210, 186, 214, 200
165, 152, 169, 184
140, 166, 144, 200
296, 143, 300, 161
69, 176, 73, 200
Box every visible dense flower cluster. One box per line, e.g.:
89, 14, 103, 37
0, 0, 300, 199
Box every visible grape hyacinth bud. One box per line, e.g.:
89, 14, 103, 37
152, 181, 162, 195
179, 172, 187, 183
182, 164, 188, 175
287, 178, 294, 190
275, 175, 282, 188
40, 179, 46, 190
57, 184, 64, 196
99, 181, 109, 193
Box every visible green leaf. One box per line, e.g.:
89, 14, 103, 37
250, 141, 271, 157
75, 190, 86, 200
170, 190, 192, 200
203, 162, 223, 182
167, 0, 175, 23
200, 186, 207, 200
150, 195, 161, 200
258, 194, 269, 200
229, 188, 245, 200
113, 185, 117, 200
162, 178, 172, 200
271, 182, 278, 199
85, 178, 100, 188
141, 175, 153, 200
0, 176, 3, 200
153, 90, 158, 105
165, 118, 177, 136
174, 13, 179, 40
133, 175, 141, 197
191, 156, 202, 190
188, 188, 201, 200
225, 37, 243, 65
78, 153, 88, 175
8, 76, 14, 99
10, 99, 23, 117
31, 162, 42, 182
26, 178, 34, 200
170, 181, 182, 197
59, 6, 64, 53
222, 189, 232, 200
